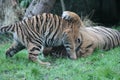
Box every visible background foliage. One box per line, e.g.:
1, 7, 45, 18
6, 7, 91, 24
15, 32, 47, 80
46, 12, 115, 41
19, 0, 32, 8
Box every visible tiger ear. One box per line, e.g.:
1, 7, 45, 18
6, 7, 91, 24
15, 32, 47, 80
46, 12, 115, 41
62, 11, 85, 28
62, 11, 73, 21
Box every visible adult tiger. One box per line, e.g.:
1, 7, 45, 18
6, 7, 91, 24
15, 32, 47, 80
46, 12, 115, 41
48, 11, 120, 57
63, 11, 120, 57
0, 13, 82, 65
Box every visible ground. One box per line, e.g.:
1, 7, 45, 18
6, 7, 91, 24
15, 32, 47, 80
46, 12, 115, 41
0, 42, 120, 80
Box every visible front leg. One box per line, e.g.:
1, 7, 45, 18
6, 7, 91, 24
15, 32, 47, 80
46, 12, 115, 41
63, 29, 77, 59
27, 43, 50, 66
6, 42, 25, 58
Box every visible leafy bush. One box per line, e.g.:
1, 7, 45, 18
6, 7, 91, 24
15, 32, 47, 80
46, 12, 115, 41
19, 0, 32, 8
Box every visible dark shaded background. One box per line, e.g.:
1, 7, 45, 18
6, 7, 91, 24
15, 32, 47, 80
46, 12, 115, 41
52, 0, 120, 26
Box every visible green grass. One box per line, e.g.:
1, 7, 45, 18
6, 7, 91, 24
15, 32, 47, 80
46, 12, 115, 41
0, 42, 120, 80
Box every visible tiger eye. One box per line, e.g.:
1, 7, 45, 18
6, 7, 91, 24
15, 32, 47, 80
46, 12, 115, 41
77, 38, 81, 43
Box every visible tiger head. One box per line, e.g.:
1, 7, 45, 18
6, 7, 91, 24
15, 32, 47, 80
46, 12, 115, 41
62, 11, 84, 27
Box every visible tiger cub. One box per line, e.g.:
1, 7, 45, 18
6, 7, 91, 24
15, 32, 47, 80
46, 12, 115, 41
0, 13, 82, 65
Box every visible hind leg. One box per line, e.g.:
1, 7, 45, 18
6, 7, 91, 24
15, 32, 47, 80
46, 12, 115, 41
27, 42, 50, 66
6, 41, 25, 57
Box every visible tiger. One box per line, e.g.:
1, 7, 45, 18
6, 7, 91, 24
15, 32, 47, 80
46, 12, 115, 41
0, 13, 82, 65
62, 11, 120, 57
47, 11, 120, 57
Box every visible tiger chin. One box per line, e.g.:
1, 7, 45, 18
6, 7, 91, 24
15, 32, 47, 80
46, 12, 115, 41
49, 11, 120, 57
0, 13, 82, 66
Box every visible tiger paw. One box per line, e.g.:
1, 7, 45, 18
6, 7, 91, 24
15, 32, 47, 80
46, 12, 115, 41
5, 52, 14, 58
38, 61, 51, 66
44, 62, 51, 66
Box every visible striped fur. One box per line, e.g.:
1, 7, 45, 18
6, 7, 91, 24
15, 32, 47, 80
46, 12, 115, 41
77, 26, 120, 57
0, 13, 82, 65
49, 11, 120, 57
